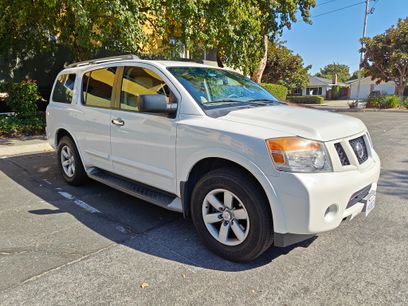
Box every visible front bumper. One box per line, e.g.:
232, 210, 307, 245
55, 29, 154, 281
269, 152, 380, 236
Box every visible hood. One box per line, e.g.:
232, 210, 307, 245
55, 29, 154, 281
220, 105, 366, 141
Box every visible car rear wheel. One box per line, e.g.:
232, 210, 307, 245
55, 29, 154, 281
191, 168, 273, 262
57, 136, 88, 185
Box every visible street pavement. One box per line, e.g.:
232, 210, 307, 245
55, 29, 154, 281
0, 112, 407, 305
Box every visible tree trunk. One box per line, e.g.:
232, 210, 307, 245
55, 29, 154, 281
216, 50, 224, 68
251, 35, 268, 83
395, 81, 406, 104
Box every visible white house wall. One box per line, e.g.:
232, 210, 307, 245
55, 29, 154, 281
349, 81, 395, 100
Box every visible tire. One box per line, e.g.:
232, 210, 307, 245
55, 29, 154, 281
191, 168, 273, 262
57, 136, 88, 186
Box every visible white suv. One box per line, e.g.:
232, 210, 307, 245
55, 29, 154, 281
46, 55, 380, 262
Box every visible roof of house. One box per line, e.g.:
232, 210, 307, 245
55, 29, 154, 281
347, 76, 395, 86
307, 75, 347, 87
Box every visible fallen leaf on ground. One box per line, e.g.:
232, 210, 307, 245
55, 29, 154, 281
140, 282, 150, 289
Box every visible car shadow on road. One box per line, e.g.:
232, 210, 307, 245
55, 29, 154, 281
378, 167, 408, 200
0, 152, 316, 272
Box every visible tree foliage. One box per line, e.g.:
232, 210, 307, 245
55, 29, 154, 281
361, 17, 408, 102
0, 0, 315, 78
0, 0, 149, 62
315, 63, 350, 83
262, 41, 309, 90
349, 68, 367, 81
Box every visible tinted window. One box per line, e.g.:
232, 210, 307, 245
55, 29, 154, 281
82, 67, 116, 108
52, 74, 76, 103
120, 67, 170, 112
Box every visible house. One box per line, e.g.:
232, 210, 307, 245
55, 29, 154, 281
347, 77, 396, 100
292, 75, 348, 99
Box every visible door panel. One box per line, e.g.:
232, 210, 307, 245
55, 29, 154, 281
110, 65, 177, 193
75, 67, 116, 171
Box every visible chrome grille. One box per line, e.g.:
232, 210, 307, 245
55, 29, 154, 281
349, 136, 368, 164
334, 143, 350, 166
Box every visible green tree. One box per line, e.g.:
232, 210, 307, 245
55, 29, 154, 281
262, 41, 309, 90
0, 0, 149, 62
155, 0, 315, 79
361, 17, 408, 103
349, 68, 367, 81
0, 0, 315, 82
316, 63, 350, 83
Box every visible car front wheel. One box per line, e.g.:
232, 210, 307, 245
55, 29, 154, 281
191, 168, 273, 262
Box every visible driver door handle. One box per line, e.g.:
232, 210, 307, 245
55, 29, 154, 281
112, 118, 125, 126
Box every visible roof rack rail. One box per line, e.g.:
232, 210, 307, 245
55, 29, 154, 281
66, 54, 140, 68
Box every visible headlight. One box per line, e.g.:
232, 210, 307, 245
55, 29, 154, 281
266, 137, 332, 173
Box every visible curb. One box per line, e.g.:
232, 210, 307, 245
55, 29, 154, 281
302, 105, 408, 113
0, 142, 54, 157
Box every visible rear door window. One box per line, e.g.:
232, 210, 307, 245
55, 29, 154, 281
52, 74, 76, 103
82, 67, 117, 108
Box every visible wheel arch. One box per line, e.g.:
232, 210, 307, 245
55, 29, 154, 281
180, 156, 286, 233
55, 128, 87, 170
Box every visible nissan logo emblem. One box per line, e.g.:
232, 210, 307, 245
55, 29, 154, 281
355, 142, 365, 159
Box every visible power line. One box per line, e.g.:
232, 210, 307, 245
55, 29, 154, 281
313, 1, 366, 18
316, 0, 339, 7
370, 0, 381, 13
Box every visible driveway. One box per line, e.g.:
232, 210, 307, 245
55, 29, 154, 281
0, 112, 407, 305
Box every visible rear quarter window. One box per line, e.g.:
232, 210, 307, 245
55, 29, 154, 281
52, 74, 76, 103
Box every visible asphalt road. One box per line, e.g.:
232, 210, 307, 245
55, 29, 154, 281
0, 112, 407, 305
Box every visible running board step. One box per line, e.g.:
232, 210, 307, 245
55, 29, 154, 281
88, 169, 182, 212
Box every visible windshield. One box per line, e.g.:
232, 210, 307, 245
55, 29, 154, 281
167, 67, 279, 109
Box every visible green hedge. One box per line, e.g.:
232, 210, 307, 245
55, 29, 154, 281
0, 113, 45, 137
286, 96, 325, 104
366, 95, 400, 109
260, 83, 288, 101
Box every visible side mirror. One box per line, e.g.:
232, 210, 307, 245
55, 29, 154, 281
139, 94, 177, 113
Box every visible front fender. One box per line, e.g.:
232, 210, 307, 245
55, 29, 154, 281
178, 148, 287, 233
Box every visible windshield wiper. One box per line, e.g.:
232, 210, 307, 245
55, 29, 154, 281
245, 99, 278, 104
205, 99, 244, 104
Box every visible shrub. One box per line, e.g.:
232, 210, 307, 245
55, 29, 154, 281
4, 81, 42, 118
366, 95, 400, 109
286, 95, 324, 104
403, 97, 408, 109
260, 83, 288, 101
0, 113, 46, 137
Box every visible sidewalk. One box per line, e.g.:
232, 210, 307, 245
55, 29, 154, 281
0, 136, 53, 157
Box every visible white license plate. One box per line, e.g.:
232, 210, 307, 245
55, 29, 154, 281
363, 192, 376, 216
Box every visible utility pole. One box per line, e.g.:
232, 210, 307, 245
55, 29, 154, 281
355, 0, 370, 104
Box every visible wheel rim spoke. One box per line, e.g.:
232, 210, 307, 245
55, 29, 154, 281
62, 148, 69, 158
223, 191, 234, 209
61, 145, 75, 178
68, 165, 73, 176
233, 208, 247, 220
203, 213, 222, 224
231, 221, 245, 241
207, 194, 224, 211
202, 188, 250, 247
218, 222, 230, 243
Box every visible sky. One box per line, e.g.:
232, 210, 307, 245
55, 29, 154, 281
281, 0, 408, 75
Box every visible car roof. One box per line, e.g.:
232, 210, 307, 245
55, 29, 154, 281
59, 57, 219, 75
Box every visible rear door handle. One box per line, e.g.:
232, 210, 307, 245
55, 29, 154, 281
112, 118, 125, 126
